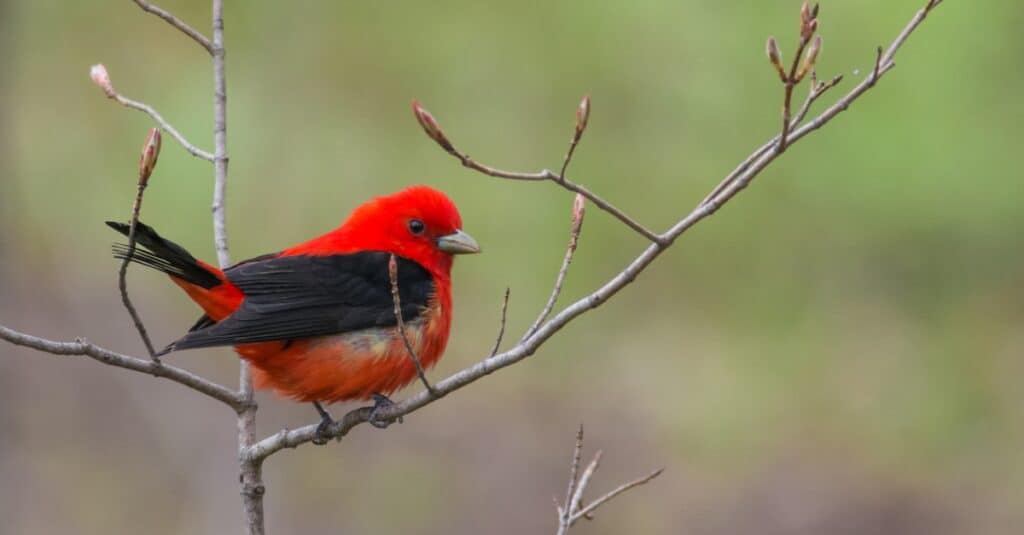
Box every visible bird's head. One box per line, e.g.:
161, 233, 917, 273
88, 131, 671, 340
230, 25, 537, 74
337, 185, 480, 275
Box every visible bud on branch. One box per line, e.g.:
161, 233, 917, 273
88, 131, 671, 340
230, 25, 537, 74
766, 37, 787, 82
90, 64, 116, 98
412, 100, 455, 154
574, 94, 591, 142
795, 35, 822, 83
139, 128, 162, 186
571, 192, 586, 231
800, 2, 819, 41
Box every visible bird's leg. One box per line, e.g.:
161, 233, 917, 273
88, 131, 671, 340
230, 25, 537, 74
312, 401, 335, 445
366, 393, 403, 429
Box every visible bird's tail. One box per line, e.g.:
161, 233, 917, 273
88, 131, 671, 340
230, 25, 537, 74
106, 221, 223, 289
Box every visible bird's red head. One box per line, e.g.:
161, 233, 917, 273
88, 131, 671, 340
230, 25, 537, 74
296, 185, 480, 278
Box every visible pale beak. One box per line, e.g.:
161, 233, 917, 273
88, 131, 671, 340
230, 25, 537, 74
436, 229, 481, 254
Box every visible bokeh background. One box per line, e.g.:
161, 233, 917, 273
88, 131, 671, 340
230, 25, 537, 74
2, 1, 1022, 533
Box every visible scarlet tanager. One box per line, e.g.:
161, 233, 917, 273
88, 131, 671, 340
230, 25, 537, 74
107, 186, 479, 428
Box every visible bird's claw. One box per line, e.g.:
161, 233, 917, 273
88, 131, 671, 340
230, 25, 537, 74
367, 393, 403, 429
312, 401, 335, 445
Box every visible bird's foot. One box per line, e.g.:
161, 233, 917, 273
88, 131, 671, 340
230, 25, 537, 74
367, 393, 403, 429
312, 401, 335, 445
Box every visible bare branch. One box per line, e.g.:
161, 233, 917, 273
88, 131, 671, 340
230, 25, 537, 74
523, 193, 585, 342
243, 0, 945, 462
488, 287, 511, 358
569, 450, 602, 520
412, 101, 664, 244
571, 468, 664, 524
0, 324, 244, 410
116, 128, 162, 360
700, 71, 842, 207
777, 2, 820, 153
558, 94, 590, 178
132, 0, 214, 55
559, 425, 586, 529
554, 426, 662, 534
210, 3, 230, 268
89, 64, 215, 161
388, 254, 437, 395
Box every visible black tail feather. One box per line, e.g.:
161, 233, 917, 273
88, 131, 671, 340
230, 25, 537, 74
106, 221, 221, 289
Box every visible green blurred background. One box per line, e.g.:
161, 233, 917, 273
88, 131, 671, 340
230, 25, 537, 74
2, 1, 1022, 533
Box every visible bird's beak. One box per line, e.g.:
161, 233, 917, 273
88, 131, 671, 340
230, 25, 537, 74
436, 229, 481, 254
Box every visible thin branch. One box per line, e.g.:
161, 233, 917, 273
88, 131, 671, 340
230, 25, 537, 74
412, 101, 664, 244
388, 254, 437, 395
570, 468, 664, 524
523, 194, 586, 342
115, 94, 216, 161
132, 0, 214, 55
700, 71, 842, 207
554, 427, 662, 534
0, 324, 245, 410
568, 451, 602, 521
559, 425, 586, 529
117, 203, 156, 358
777, 2, 819, 153
89, 66, 215, 161
243, 0, 944, 462
558, 94, 590, 178
488, 287, 511, 358
116, 128, 163, 360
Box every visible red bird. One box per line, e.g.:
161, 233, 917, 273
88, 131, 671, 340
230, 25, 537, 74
107, 186, 479, 429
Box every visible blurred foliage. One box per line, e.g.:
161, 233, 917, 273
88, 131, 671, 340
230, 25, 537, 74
2, 1, 1023, 533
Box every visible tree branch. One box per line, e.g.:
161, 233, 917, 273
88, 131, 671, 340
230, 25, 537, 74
243, 0, 945, 463
0, 324, 245, 410
488, 287, 511, 358
522, 193, 585, 342
554, 426, 662, 534
89, 64, 215, 161
388, 254, 437, 395
132, 0, 214, 55
116, 128, 163, 360
412, 101, 664, 244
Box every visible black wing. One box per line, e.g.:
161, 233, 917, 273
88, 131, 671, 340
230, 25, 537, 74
163, 251, 434, 353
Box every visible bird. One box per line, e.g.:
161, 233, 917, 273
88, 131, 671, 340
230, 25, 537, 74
107, 185, 480, 432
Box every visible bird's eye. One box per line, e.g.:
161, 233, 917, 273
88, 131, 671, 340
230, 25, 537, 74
408, 219, 426, 235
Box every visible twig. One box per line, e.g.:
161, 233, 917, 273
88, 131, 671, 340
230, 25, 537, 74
700, 71, 842, 207
242, 0, 945, 461
571, 468, 665, 524
554, 427, 662, 534
388, 254, 437, 396
777, 2, 819, 153
558, 95, 590, 179
412, 101, 664, 244
559, 425, 585, 528
523, 194, 586, 342
488, 287, 511, 358
89, 65, 214, 161
116, 129, 163, 360
0, 324, 244, 410
870, 45, 883, 86
132, 0, 214, 55
117, 95, 215, 161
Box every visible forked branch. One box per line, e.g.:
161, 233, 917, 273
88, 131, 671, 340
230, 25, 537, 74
412, 100, 663, 244
554, 425, 663, 534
